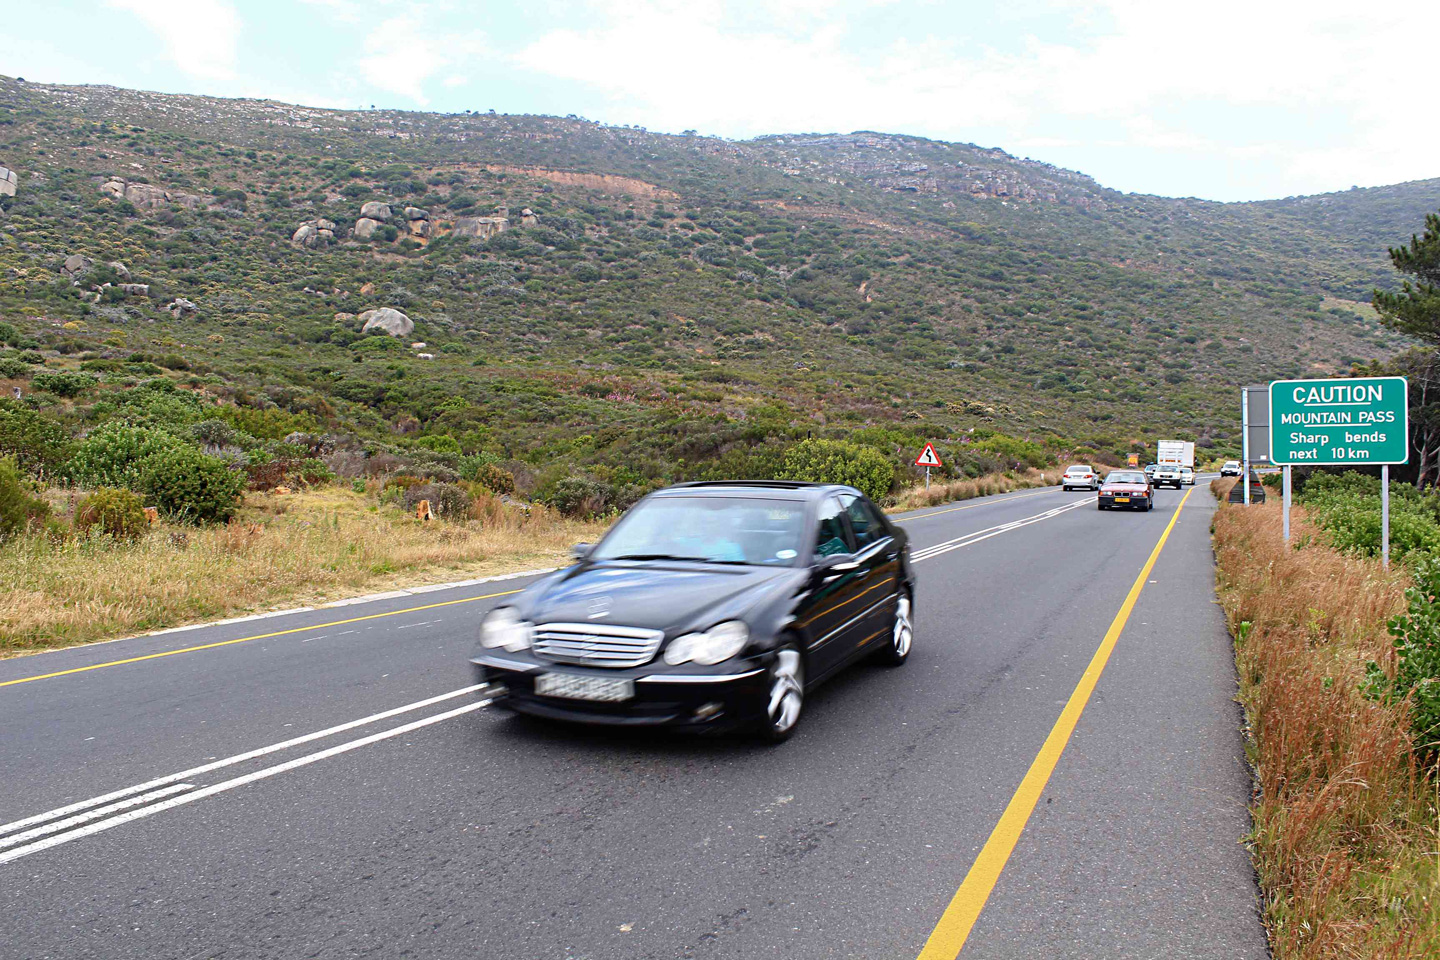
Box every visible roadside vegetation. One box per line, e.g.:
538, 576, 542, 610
1211, 475, 1440, 959
0, 483, 606, 654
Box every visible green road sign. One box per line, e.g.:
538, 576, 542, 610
1269, 376, 1408, 465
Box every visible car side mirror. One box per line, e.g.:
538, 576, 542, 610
570, 543, 593, 561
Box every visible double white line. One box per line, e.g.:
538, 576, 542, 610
0, 684, 495, 865
2, 493, 1094, 866
912, 498, 1091, 564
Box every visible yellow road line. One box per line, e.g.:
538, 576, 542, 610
916, 486, 1194, 959
0, 589, 523, 689
893, 487, 1061, 523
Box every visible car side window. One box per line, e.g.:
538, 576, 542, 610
814, 497, 853, 558
840, 494, 886, 550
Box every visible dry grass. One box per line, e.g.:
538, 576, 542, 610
1211, 484, 1440, 959
890, 468, 1064, 511
0, 486, 607, 654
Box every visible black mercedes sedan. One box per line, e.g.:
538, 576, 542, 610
471, 481, 915, 742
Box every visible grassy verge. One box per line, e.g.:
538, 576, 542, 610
0, 486, 607, 655
890, 468, 1062, 511
1210, 479, 1439, 958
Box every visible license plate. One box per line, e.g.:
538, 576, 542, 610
1113, 497, 1130, 503
535, 673, 634, 702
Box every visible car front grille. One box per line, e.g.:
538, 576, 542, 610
532, 623, 665, 669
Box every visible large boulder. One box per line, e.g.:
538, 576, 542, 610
359, 307, 413, 338
452, 216, 508, 239
404, 206, 429, 221
61, 254, 93, 278
291, 218, 336, 248
0, 166, 17, 198
167, 298, 198, 319
360, 201, 392, 221
353, 217, 382, 240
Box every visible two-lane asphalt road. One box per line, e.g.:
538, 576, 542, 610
0, 481, 1267, 959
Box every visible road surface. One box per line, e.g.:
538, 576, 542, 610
0, 480, 1267, 959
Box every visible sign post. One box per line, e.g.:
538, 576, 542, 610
915, 443, 943, 492
1268, 376, 1409, 566
1242, 388, 1250, 505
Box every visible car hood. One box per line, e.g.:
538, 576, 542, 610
1102, 483, 1148, 493
519, 561, 800, 636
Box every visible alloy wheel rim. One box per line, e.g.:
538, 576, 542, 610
893, 596, 913, 658
768, 649, 803, 733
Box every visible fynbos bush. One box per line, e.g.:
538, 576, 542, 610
138, 446, 247, 523
75, 487, 149, 541
1367, 558, 1440, 758
0, 457, 50, 542
777, 438, 893, 502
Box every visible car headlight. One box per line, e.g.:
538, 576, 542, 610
480, 607, 533, 652
663, 621, 750, 666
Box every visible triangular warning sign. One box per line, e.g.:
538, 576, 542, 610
915, 443, 943, 468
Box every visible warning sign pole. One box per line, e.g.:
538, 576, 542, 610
915, 443, 943, 492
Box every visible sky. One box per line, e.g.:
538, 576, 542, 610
3, 0, 1434, 202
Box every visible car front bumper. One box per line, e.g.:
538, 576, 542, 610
471, 653, 772, 730
1153, 476, 1183, 487
1099, 492, 1150, 509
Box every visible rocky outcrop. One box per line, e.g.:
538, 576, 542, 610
291, 219, 337, 247
520, 208, 539, 227
167, 298, 198, 319
119, 283, 150, 297
360, 201, 392, 221
0, 166, 16, 198
101, 178, 209, 212
353, 217, 383, 240
359, 282, 376, 296
61, 254, 93, 278
359, 307, 413, 338
452, 215, 508, 240
404, 207, 430, 238
108, 261, 131, 280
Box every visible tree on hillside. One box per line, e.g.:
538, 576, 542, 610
1373, 213, 1440, 486
1374, 212, 1440, 344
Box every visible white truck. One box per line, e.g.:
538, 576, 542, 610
1153, 440, 1195, 489
1156, 440, 1194, 468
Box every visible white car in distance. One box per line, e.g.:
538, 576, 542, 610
1061, 464, 1101, 491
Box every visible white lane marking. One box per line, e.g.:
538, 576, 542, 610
0, 783, 196, 848
0, 684, 486, 839
0, 699, 493, 866
894, 486, 1063, 523
911, 499, 1091, 563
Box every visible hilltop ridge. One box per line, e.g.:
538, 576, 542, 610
0, 76, 1428, 485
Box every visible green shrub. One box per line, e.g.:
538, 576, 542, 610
75, 487, 149, 541
402, 481, 471, 520
1366, 557, 1440, 758
30, 371, 99, 397
0, 457, 50, 542
471, 462, 515, 495
777, 438, 893, 502
69, 423, 184, 487
545, 476, 609, 518
973, 433, 1050, 470
0, 357, 28, 378
136, 446, 246, 523
0, 402, 73, 475
414, 434, 461, 455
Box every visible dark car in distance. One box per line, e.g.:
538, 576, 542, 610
471, 482, 915, 742
1098, 470, 1155, 511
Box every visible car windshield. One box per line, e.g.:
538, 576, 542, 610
1065, 465, 1090, 473
1106, 472, 1146, 484
590, 496, 807, 566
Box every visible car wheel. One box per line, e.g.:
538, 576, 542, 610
876, 593, 913, 666
759, 643, 805, 743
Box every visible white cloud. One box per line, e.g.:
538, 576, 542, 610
104, 0, 242, 84
512, 0, 1440, 199
354, 11, 487, 106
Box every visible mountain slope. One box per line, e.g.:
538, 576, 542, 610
0, 77, 1425, 483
